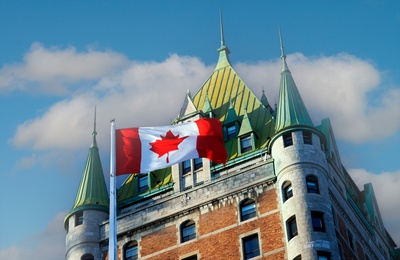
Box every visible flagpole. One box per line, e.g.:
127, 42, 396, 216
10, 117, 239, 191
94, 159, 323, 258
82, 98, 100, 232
108, 119, 117, 260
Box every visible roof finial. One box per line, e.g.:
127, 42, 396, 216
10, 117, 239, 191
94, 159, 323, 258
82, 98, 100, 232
91, 106, 98, 148
220, 7, 225, 47
278, 25, 286, 59
93, 106, 97, 137
278, 25, 289, 72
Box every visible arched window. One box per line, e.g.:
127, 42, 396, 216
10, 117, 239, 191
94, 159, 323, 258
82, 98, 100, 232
124, 240, 138, 260
240, 199, 256, 221
282, 181, 293, 202
81, 254, 94, 260
306, 175, 319, 194
181, 220, 196, 243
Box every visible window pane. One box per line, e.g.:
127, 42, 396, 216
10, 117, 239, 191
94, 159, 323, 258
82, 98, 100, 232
227, 125, 236, 139
240, 200, 256, 221
284, 183, 293, 201
306, 176, 319, 194
181, 221, 196, 242
243, 235, 260, 260
139, 175, 148, 193
303, 131, 312, 145
125, 245, 138, 260
241, 136, 252, 153
182, 160, 191, 174
194, 158, 202, 170
287, 216, 298, 240
283, 133, 293, 147
76, 211, 83, 226
312, 211, 325, 232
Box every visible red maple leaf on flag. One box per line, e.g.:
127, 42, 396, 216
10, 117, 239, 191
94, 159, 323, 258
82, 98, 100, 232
149, 130, 188, 163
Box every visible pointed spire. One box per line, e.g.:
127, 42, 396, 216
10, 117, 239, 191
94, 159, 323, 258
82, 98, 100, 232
279, 25, 289, 72
91, 106, 98, 148
275, 27, 313, 132
64, 110, 109, 224
215, 7, 231, 70
219, 7, 226, 48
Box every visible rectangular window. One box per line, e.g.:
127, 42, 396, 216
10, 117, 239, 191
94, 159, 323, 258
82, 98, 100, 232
311, 211, 325, 232
283, 183, 293, 201
125, 245, 138, 260
303, 131, 312, 145
242, 234, 260, 260
287, 216, 298, 240
75, 211, 83, 226
240, 200, 256, 221
182, 222, 196, 242
139, 175, 149, 193
306, 176, 319, 194
194, 158, 202, 171
182, 160, 191, 174
226, 125, 236, 139
240, 135, 252, 153
283, 133, 293, 147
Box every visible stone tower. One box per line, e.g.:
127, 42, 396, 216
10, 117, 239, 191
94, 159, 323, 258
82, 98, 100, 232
268, 30, 339, 259
64, 110, 109, 260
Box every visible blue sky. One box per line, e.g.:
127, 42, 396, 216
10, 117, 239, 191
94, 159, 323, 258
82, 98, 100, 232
0, 1, 399, 258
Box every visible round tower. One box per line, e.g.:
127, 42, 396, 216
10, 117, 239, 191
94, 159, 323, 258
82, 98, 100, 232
64, 110, 109, 260
268, 30, 338, 260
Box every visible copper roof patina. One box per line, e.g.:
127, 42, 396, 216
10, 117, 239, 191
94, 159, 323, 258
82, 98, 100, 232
192, 16, 275, 162
64, 111, 109, 224
274, 28, 313, 133
117, 14, 278, 203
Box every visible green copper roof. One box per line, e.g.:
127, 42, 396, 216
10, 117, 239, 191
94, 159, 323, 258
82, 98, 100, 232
201, 93, 213, 115
117, 167, 173, 204
238, 109, 254, 136
275, 29, 313, 132
192, 19, 275, 161
65, 112, 109, 223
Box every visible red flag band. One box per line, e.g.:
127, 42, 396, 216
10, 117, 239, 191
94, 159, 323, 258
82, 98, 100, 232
116, 118, 227, 175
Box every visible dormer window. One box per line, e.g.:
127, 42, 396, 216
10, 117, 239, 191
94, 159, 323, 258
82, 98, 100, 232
240, 135, 253, 153
138, 174, 149, 193
226, 124, 237, 139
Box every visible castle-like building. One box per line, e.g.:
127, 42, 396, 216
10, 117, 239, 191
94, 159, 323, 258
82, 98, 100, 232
64, 19, 398, 260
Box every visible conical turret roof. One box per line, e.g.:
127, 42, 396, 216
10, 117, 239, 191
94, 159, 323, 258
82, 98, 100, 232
275, 28, 313, 132
64, 110, 109, 223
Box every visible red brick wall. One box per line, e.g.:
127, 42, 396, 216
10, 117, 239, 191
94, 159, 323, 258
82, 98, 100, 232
141, 225, 178, 256
198, 202, 237, 234
140, 188, 284, 259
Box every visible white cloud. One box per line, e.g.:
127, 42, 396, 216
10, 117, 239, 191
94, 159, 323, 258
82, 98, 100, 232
349, 168, 400, 246
0, 42, 128, 95
6, 44, 399, 159
12, 52, 212, 153
0, 212, 66, 260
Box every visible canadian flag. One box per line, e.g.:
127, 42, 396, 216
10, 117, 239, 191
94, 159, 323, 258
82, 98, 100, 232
115, 118, 227, 175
